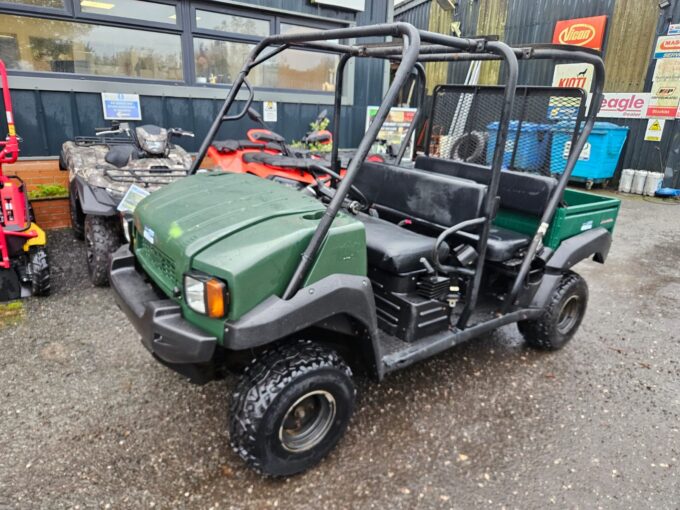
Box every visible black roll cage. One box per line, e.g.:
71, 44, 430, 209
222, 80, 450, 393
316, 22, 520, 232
189, 22, 605, 330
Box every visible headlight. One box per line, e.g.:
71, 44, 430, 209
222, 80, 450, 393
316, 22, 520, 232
142, 140, 166, 154
183, 272, 229, 318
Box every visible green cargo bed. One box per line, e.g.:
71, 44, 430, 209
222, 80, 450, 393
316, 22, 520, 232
494, 189, 621, 249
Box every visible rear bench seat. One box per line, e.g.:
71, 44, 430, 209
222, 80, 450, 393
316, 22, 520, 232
414, 156, 560, 261
353, 162, 486, 273
414, 156, 557, 216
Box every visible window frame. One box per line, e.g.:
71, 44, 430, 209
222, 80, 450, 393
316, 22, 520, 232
0, 9, 186, 84
0, 0, 355, 103
0, 0, 72, 17
191, 4, 272, 43
189, 1, 347, 94
73, 0, 181, 31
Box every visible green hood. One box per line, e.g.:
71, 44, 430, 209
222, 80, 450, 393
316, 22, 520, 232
135, 172, 324, 268
133, 172, 366, 337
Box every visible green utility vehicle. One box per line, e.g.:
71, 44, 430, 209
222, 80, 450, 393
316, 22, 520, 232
110, 24, 620, 476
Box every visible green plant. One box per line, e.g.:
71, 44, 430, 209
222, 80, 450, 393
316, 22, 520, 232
28, 184, 69, 200
290, 116, 332, 153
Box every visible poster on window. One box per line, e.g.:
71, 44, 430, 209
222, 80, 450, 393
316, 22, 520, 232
365, 106, 417, 161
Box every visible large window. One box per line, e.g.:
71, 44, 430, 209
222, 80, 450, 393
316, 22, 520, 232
3, 0, 63, 7
0, 13, 182, 80
79, 0, 177, 24
192, 9, 341, 92
195, 10, 269, 37
0, 2, 347, 93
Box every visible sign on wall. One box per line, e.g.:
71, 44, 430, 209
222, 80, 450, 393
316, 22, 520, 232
365, 106, 417, 160
101, 93, 142, 121
552, 15, 607, 51
552, 63, 594, 91
595, 92, 650, 119
647, 82, 680, 118
263, 101, 277, 122
644, 119, 665, 142
668, 24, 680, 36
654, 36, 680, 59
653, 58, 680, 83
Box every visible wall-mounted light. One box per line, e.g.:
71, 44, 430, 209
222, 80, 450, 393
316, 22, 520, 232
659, 1, 671, 9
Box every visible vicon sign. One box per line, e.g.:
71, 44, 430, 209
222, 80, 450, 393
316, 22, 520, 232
553, 16, 607, 51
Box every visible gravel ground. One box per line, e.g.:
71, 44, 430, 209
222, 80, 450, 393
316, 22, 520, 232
1, 193, 679, 509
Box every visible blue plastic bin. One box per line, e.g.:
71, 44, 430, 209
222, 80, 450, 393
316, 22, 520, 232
486, 121, 551, 171
550, 122, 629, 184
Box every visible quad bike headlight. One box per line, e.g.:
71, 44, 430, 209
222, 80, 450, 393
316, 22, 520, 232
136, 125, 169, 155
183, 272, 229, 318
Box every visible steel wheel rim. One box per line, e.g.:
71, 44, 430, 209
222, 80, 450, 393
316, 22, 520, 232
279, 390, 336, 453
557, 295, 580, 334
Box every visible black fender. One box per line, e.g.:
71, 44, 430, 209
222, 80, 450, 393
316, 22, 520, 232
223, 274, 381, 374
526, 228, 611, 309
74, 174, 118, 216
546, 227, 612, 270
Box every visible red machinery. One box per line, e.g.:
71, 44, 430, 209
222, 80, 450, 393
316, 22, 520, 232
0, 59, 50, 300
207, 107, 385, 187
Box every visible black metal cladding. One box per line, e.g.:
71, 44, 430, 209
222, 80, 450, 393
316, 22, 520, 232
397, 0, 680, 181
1, 0, 392, 157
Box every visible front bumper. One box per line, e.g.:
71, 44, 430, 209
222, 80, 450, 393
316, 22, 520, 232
109, 245, 217, 365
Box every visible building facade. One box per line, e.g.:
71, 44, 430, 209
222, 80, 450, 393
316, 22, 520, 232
396, 0, 680, 185
2, 0, 394, 156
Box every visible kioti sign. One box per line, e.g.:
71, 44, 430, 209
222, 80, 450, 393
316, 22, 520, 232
553, 15, 607, 51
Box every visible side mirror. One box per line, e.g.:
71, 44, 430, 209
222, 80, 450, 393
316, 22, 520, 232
305, 131, 332, 145
247, 107, 264, 124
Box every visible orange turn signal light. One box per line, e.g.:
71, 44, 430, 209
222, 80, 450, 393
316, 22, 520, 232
205, 278, 227, 318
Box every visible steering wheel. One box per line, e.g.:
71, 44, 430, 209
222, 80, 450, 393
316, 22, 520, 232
308, 163, 369, 211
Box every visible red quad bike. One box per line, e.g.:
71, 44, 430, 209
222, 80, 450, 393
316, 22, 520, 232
0, 59, 50, 301
208, 108, 383, 189
208, 108, 333, 188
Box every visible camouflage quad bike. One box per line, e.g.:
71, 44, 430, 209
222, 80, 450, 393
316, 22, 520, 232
60, 123, 194, 286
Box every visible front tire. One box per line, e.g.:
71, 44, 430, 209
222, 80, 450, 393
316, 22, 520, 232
229, 340, 355, 477
518, 271, 588, 350
27, 247, 50, 296
84, 215, 121, 287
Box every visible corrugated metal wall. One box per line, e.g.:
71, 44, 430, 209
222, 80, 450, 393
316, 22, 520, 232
396, 0, 680, 179
9, 0, 391, 157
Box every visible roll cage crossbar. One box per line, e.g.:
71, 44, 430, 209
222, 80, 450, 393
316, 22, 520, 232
189, 22, 605, 330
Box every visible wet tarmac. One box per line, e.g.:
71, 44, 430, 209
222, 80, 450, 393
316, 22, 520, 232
1, 193, 678, 509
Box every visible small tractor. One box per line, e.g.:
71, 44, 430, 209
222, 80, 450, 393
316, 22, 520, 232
0, 59, 50, 301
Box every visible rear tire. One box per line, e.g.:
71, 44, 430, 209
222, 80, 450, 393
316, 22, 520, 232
518, 271, 588, 351
229, 340, 355, 477
69, 186, 85, 240
84, 215, 121, 287
27, 247, 50, 297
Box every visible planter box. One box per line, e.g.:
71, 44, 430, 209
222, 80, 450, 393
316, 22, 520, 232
30, 196, 70, 230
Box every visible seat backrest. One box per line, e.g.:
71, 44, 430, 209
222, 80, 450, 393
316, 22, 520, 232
355, 161, 487, 227
415, 156, 557, 216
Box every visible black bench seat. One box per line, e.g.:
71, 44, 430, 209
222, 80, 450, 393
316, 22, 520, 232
356, 213, 448, 274
456, 226, 530, 262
